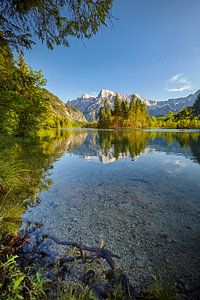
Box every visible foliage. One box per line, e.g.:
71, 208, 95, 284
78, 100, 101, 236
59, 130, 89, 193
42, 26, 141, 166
84, 122, 97, 128
0, 0, 113, 51
0, 255, 50, 300
0, 46, 84, 136
0, 130, 88, 236
56, 280, 98, 300
43, 89, 87, 129
28, 270, 51, 300
0, 156, 26, 199
127, 96, 150, 128
97, 93, 200, 129
0, 47, 48, 136
98, 95, 150, 129
150, 96, 200, 129
0, 255, 26, 300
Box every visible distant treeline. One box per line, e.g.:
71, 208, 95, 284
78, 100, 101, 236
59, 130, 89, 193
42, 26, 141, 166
151, 97, 200, 128
97, 94, 200, 129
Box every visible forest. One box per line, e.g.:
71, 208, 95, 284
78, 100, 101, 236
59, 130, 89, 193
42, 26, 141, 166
98, 95, 150, 129
97, 94, 200, 129
150, 98, 200, 128
0, 45, 85, 137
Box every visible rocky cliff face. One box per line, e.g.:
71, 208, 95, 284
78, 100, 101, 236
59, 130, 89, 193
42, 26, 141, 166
69, 89, 200, 121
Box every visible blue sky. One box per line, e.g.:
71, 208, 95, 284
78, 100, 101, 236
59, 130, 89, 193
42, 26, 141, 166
24, 0, 200, 102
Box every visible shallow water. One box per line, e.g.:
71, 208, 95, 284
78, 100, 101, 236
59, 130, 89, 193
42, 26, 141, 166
1, 129, 200, 289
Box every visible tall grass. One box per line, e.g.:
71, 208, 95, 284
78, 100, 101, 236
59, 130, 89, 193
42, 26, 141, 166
0, 155, 27, 236
0, 156, 27, 194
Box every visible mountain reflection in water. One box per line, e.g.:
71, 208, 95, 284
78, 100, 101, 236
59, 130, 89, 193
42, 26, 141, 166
70, 129, 200, 164
1, 129, 200, 293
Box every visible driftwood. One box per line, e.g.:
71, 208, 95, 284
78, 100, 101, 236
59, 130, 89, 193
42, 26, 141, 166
0, 222, 137, 299
44, 234, 121, 269
43, 234, 137, 299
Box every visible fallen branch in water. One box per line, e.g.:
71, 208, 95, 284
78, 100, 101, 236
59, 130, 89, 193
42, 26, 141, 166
43, 234, 120, 269
42, 234, 137, 299
2, 222, 136, 299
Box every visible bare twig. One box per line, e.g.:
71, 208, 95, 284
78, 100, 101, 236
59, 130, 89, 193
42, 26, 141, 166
44, 234, 120, 269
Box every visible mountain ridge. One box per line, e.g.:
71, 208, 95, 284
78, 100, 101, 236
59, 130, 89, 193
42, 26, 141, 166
69, 89, 200, 121
45, 89, 87, 124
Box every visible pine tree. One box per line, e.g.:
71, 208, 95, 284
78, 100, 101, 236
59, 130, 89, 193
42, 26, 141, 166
97, 94, 150, 129
98, 107, 107, 128
128, 96, 137, 127
112, 94, 122, 127
121, 100, 129, 120
0, 0, 113, 51
113, 94, 121, 117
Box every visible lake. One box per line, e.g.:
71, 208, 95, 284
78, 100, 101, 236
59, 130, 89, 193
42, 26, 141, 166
1, 129, 200, 294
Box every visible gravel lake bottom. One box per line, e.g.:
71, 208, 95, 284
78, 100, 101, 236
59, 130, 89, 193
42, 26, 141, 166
8, 129, 200, 299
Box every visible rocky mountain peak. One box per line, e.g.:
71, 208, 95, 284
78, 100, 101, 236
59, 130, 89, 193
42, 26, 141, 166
69, 89, 200, 121
98, 89, 116, 98
81, 93, 94, 99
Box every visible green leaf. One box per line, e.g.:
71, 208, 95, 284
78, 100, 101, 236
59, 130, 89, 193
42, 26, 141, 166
13, 275, 25, 289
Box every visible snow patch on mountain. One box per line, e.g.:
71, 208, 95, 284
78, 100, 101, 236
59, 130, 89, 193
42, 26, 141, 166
81, 93, 95, 99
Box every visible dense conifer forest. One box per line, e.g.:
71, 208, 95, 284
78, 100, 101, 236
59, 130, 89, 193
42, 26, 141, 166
97, 94, 200, 129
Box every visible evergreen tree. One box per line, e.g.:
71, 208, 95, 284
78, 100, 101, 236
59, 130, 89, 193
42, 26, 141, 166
0, 50, 48, 136
98, 107, 107, 128
104, 100, 112, 127
0, 0, 113, 51
98, 100, 111, 128
112, 94, 122, 127
128, 96, 137, 127
129, 95, 137, 111
128, 98, 149, 128
113, 94, 121, 117
121, 100, 129, 120
97, 94, 150, 129
104, 99, 110, 113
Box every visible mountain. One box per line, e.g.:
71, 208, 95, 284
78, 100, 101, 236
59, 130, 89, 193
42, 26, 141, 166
148, 90, 200, 117
68, 89, 200, 121
45, 90, 87, 124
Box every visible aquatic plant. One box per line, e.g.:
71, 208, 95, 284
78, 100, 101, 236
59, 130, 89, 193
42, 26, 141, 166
0, 156, 26, 194
56, 280, 98, 300
137, 280, 177, 300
